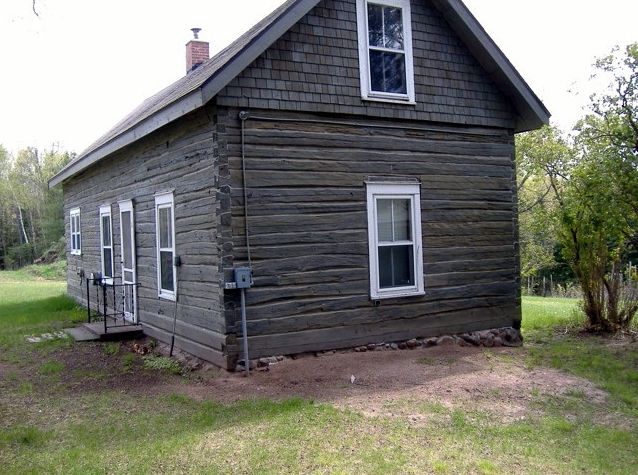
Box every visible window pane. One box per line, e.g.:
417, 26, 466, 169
159, 207, 172, 248
77, 234, 81, 251
103, 248, 112, 277
367, 3, 383, 47
377, 199, 393, 241
121, 211, 132, 269
378, 245, 415, 289
369, 50, 407, 94
393, 199, 411, 241
160, 250, 174, 291
384, 7, 404, 49
124, 270, 133, 283
102, 216, 111, 246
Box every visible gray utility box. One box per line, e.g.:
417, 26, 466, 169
234, 267, 252, 289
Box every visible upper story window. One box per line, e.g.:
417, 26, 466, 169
356, 0, 415, 103
366, 182, 424, 299
99, 205, 114, 284
70, 208, 81, 255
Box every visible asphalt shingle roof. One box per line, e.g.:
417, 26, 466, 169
71, 0, 299, 166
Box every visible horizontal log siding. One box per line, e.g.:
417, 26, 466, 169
216, 0, 515, 129
64, 106, 228, 367
220, 108, 519, 358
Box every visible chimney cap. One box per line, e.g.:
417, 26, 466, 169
190, 28, 202, 40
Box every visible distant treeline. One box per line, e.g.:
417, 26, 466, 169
0, 145, 73, 269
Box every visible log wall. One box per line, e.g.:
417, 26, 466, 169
217, 107, 520, 360
64, 106, 229, 367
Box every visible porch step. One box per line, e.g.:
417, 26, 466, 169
64, 326, 100, 342
65, 322, 145, 342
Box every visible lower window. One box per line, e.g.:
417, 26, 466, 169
99, 205, 113, 284
155, 192, 176, 300
366, 182, 424, 299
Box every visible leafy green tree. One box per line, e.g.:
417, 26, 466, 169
549, 44, 638, 331
516, 126, 571, 279
0, 144, 71, 269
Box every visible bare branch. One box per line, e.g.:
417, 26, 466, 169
519, 184, 552, 214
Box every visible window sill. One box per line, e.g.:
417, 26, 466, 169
70, 251, 82, 256
372, 289, 425, 300
362, 95, 416, 106
158, 291, 176, 302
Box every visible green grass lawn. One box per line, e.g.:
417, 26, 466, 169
0, 271, 637, 474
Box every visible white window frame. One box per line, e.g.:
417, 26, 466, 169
70, 207, 81, 255
99, 205, 114, 285
155, 191, 177, 301
356, 0, 416, 104
366, 182, 424, 299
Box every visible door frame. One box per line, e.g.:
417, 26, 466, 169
118, 200, 137, 323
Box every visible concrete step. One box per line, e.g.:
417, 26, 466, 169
64, 326, 100, 342
80, 322, 144, 341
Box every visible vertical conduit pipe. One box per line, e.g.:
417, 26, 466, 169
238, 111, 251, 374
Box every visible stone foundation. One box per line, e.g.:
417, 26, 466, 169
236, 327, 523, 371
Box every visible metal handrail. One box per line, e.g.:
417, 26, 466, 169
85, 277, 141, 333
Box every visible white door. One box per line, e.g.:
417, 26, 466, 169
119, 200, 137, 322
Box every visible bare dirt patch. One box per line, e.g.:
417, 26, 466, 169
4, 338, 612, 426
167, 345, 609, 424
0, 362, 14, 380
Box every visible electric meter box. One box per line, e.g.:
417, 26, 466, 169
234, 267, 252, 289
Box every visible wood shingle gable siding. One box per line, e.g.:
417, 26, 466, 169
218, 0, 514, 129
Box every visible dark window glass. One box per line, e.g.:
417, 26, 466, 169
394, 199, 410, 241
377, 199, 411, 241
378, 245, 414, 288
159, 207, 172, 248
369, 50, 407, 94
102, 216, 111, 246
77, 234, 81, 251
103, 248, 113, 278
377, 199, 393, 241
121, 211, 132, 269
367, 3, 383, 47
367, 3, 404, 49
160, 250, 174, 292
383, 7, 404, 49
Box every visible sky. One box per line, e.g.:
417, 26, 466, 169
0, 0, 637, 156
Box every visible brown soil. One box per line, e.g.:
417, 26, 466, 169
1, 339, 613, 425
173, 344, 608, 424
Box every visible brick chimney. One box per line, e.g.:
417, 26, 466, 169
185, 28, 209, 73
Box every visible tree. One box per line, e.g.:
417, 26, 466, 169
545, 44, 638, 331
0, 144, 71, 269
516, 126, 571, 280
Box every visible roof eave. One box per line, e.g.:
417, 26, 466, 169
430, 0, 550, 132
200, 0, 320, 102
49, 89, 204, 188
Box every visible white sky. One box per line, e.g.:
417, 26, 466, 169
0, 0, 637, 156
